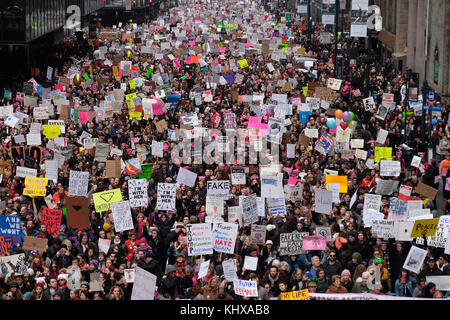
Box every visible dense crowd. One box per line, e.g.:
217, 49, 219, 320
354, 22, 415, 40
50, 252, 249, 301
0, 0, 449, 301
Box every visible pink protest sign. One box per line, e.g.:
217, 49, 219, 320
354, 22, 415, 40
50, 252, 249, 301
152, 103, 163, 115
288, 176, 301, 186
247, 116, 262, 128
302, 236, 327, 251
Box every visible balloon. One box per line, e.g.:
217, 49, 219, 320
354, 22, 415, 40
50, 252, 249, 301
342, 111, 351, 122
349, 111, 355, 122
335, 109, 343, 120
340, 122, 348, 130
327, 118, 336, 129
73, 74, 82, 86
349, 120, 358, 130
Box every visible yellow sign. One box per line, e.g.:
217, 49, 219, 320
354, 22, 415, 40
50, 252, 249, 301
129, 112, 142, 120
23, 177, 48, 196
325, 175, 348, 193
126, 99, 135, 110
129, 79, 136, 90
297, 48, 306, 54
374, 147, 392, 162
410, 218, 439, 238
42, 125, 61, 139
238, 59, 249, 69
302, 86, 308, 97
92, 189, 123, 212
113, 66, 119, 78
280, 289, 310, 300
125, 92, 137, 101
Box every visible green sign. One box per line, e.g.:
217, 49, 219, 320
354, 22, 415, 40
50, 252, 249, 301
138, 163, 154, 180
285, 13, 293, 21
434, 59, 439, 84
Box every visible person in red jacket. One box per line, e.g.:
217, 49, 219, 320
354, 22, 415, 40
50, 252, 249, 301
124, 232, 138, 256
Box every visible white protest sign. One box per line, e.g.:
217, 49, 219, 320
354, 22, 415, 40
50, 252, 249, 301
45, 160, 59, 182
243, 256, 258, 271
250, 224, 266, 245
403, 245, 427, 274
198, 260, 210, 279
157, 183, 176, 211
98, 238, 111, 254
328, 183, 340, 203
124, 269, 136, 283
207, 180, 230, 197
233, 279, 258, 297
280, 233, 306, 255
15, 166, 37, 178
152, 140, 164, 158
314, 188, 333, 214
186, 223, 213, 256
222, 260, 238, 281
68, 170, 89, 197
376, 129, 388, 145
231, 167, 246, 185
110, 201, 134, 232
241, 194, 258, 226
380, 160, 401, 176
371, 220, 395, 239
287, 144, 296, 158
212, 222, 238, 254
363, 209, 385, 228
375, 180, 399, 195
131, 267, 157, 300
351, 139, 364, 149
176, 167, 197, 187
364, 193, 382, 212
128, 179, 148, 208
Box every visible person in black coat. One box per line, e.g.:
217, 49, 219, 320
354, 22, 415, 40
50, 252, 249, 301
419, 257, 443, 278
158, 264, 183, 299
137, 252, 162, 284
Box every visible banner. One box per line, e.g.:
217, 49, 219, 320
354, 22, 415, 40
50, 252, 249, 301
128, 179, 148, 208
309, 293, 435, 300
212, 222, 238, 254
92, 188, 123, 212
23, 177, 48, 196
186, 223, 213, 256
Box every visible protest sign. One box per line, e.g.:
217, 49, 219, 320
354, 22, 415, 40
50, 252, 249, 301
0, 215, 21, 247
328, 183, 340, 203
94, 143, 109, 162
137, 163, 154, 180
315, 226, 332, 242
399, 185, 413, 196
314, 188, 333, 214
374, 147, 392, 162
15, 166, 37, 178
375, 180, 399, 195
416, 226, 449, 248
106, 159, 121, 178
92, 188, 123, 212
22, 236, 48, 252
42, 208, 62, 237
371, 220, 395, 239
68, 170, 90, 197
0, 254, 25, 281
131, 267, 157, 300
186, 223, 213, 256
410, 218, 439, 238
380, 160, 401, 176
250, 224, 266, 245
325, 175, 347, 193
176, 167, 197, 187
280, 289, 310, 300
207, 180, 230, 197
110, 201, 134, 232
376, 129, 388, 145
241, 194, 258, 226
363, 209, 385, 228
426, 276, 450, 291
243, 256, 258, 271
285, 184, 303, 201
23, 177, 48, 196
45, 160, 59, 182
98, 238, 111, 254
66, 197, 90, 229
280, 233, 305, 255
124, 269, 136, 283
403, 245, 427, 274
233, 279, 258, 297
128, 179, 148, 208
157, 183, 176, 211
363, 193, 382, 212
302, 236, 327, 251
231, 167, 246, 185
415, 182, 438, 200
222, 260, 238, 281
212, 222, 238, 254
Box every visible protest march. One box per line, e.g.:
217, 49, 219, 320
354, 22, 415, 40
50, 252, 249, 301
1, 0, 450, 302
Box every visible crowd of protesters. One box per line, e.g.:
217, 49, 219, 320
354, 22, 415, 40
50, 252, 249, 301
0, 0, 449, 300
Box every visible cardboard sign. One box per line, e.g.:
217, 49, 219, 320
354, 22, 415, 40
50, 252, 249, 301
415, 182, 438, 200
106, 159, 122, 178
22, 236, 48, 252
42, 208, 62, 237
66, 197, 90, 229
410, 218, 439, 238
23, 177, 48, 196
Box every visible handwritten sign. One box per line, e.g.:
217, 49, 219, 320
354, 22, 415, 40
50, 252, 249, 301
280, 289, 310, 300
92, 188, 123, 212
23, 177, 48, 196
233, 279, 258, 297
186, 223, 213, 256
212, 222, 238, 254
128, 179, 148, 208
157, 183, 176, 211
42, 208, 62, 237
410, 218, 439, 238
110, 201, 134, 232
302, 236, 327, 250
